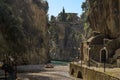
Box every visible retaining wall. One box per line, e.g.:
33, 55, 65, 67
70, 63, 120, 80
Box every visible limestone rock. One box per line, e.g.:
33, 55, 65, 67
88, 0, 120, 38
0, 0, 50, 64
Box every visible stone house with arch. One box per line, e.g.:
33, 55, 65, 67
81, 32, 120, 67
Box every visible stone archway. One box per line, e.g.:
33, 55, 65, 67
100, 47, 108, 63
77, 71, 83, 79
71, 68, 75, 75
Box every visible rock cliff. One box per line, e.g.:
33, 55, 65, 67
49, 22, 82, 61
88, 0, 120, 38
49, 9, 85, 61
0, 0, 50, 64
86, 0, 120, 64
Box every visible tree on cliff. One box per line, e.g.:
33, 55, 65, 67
57, 7, 67, 22
80, 0, 92, 41
50, 15, 56, 22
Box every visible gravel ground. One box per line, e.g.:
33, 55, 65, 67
17, 64, 81, 80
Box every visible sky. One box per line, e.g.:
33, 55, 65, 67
47, 0, 85, 18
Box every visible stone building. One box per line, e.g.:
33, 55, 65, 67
81, 32, 120, 67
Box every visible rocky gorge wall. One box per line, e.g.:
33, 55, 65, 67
49, 22, 83, 61
87, 0, 120, 63
0, 0, 50, 64
88, 0, 120, 39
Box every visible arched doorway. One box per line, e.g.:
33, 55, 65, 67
100, 48, 108, 63
71, 69, 75, 75
77, 71, 83, 79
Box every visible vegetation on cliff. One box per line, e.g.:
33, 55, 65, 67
0, 0, 50, 64
49, 9, 83, 60
81, 0, 92, 41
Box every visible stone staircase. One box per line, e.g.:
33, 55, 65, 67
90, 59, 116, 68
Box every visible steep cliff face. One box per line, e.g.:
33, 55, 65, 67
0, 0, 50, 64
49, 22, 83, 61
86, 0, 120, 64
88, 0, 120, 38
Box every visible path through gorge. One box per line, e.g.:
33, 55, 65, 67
17, 61, 82, 80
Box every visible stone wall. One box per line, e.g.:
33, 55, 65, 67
70, 63, 120, 80
90, 45, 103, 62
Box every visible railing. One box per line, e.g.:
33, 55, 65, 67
70, 63, 120, 80
90, 58, 101, 67
90, 59, 116, 68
